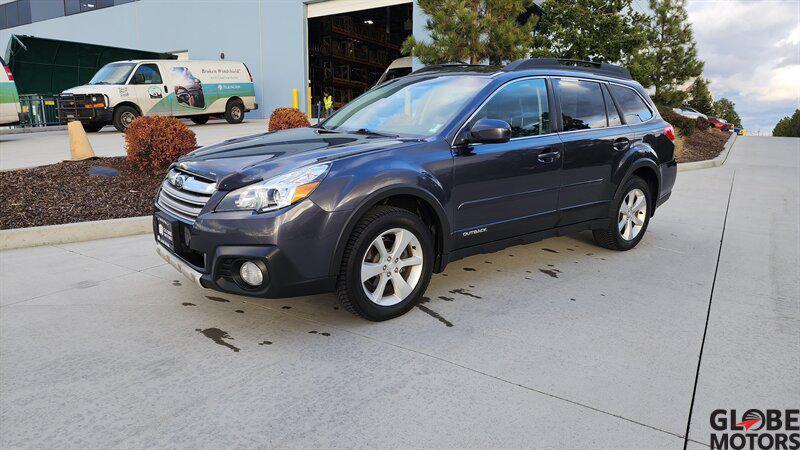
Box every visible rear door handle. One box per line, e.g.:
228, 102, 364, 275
537, 150, 560, 163
613, 137, 630, 151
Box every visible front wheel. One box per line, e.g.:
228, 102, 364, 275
224, 99, 245, 124
190, 115, 210, 125
112, 105, 139, 132
593, 176, 651, 250
337, 206, 433, 321
82, 122, 104, 133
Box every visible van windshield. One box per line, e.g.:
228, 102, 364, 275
89, 63, 137, 85
322, 75, 491, 138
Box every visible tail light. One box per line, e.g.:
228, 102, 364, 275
3, 65, 13, 81
664, 124, 675, 142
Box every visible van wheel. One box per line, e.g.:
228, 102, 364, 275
190, 115, 210, 125
113, 105, 139, 132
593, 176, 651, 251
337, 206, 433, 322
224, 100, 245, 124
82, 122, 104, 133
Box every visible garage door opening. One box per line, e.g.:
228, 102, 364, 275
308, 2, 413, 118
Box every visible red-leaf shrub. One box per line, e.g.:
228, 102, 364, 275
268, 107, 310, 131
125, 116, 197, 172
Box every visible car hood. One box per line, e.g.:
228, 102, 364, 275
175, 127, 419, 191
62, 84, 119, 94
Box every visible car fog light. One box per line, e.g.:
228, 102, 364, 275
239, 261, 264, 286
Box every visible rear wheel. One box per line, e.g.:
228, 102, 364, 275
81, 122, 104, 133
593, 176, 651, 251
190, 115, 210, 125
112, 105, 139, 132
337, 206, 433, 321
224, 99, 245, 124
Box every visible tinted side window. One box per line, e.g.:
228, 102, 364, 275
131, 64, 162, 84
555, 79, 607, 131
602, 85, 622, 126
470, 78, 551, 138
610, 85, 653, 124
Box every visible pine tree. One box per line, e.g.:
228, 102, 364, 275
530, 0, 648, 64
402, 0, 535, 65
772, 109, 800, 137
713, 98, 741, 127
686, 77, 714, 115
634, 0, 704, 106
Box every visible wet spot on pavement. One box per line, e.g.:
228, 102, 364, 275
484, 261, 492, 264
438, 296, 454, 301
73, 280, 99, 289
235, 310, 244, 314
449, 288, 482, 299
463, 267, 476, 272
333, 306, 339, 310
181, 302, 196, 307
206, 296, 229, 303
542, 248, 558, 253
258, 340, 272, 345
525, 270, 532, 273
567, 248, 575, 251
172, 280, 182, 286
570, 298, 576, 301
321, 332, 330, 336
586, 253, 594, 256
417, 297, 454, 327
281, 306, 291, 309
547, 264, 555, 267
539, 269, 559, 278
196, 328, 239, 353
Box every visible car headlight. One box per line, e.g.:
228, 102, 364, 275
216, 163, 330, 213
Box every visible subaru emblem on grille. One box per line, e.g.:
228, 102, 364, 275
174, 174, 186, 188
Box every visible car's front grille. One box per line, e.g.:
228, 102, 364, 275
157, 168, 217, 223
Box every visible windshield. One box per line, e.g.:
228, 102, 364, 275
323, 75, 491, 137
89, 63, 136, 85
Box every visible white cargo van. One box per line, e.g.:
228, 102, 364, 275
59, 60, 258, 132
0, 55, 24, 126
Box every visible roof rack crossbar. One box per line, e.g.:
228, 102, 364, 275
412, 63, 489, 74
502, 58, 632, 79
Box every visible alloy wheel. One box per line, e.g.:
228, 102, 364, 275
360, 228, 423, 306
618, 188, 647, 241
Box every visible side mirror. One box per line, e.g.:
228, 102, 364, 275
130, 73, 145, 84
469, 118, 511, 144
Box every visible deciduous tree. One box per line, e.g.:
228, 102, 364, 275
402, 0, 535, 65
713, 98, 741, 127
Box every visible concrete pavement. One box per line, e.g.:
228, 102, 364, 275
0, 119, 270, 171
1, 136, 798, 447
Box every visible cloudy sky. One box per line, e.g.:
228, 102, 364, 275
685, 0, 800, 133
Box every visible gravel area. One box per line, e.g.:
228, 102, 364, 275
0, 157, 164, 229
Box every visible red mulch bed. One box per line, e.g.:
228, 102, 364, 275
1, 157, 165, 230
676, 128, 731, 163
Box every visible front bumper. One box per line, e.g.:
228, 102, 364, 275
56, 93, 113, 124
153, 199, 348, 299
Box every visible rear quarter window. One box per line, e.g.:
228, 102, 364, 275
555, 79, 608, 131
610, 85, 653, 124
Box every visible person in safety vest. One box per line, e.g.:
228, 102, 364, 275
323, 90, 333, 117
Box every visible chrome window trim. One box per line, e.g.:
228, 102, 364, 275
450, 75, 553, 147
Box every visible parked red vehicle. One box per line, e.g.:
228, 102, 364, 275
708, 116, 733, 131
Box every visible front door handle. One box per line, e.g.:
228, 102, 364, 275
537, 150, 560, 163
613, 137, 630, 151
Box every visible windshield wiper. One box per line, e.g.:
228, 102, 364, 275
351, 128, 399, 138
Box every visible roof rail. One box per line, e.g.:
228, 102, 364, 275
412, 63, 489, 74
503, 58, 632, 79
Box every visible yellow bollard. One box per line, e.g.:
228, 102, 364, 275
307, 85, 312, 118
292, 88, 299, 109
68, 121, 96, 161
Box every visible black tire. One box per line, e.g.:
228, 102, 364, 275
224, 99, 245, 124
81, 122, 104, 133
336, 206, 434, 322
593, 176, 651, 251
112, 105, 140, 132
190, 115, 210, 125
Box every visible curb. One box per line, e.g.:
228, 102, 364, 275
0, 125, 67, 135
678, 133, 737, 172
0, 216, 151, 250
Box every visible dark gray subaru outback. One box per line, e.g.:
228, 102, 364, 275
154, 58, 677, 321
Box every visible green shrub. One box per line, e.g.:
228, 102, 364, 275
695, 116, 710, 131
658, 105, 695, 137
